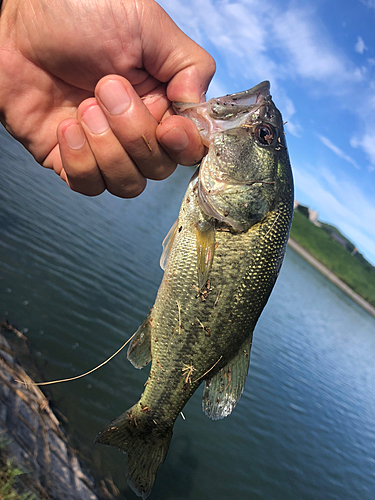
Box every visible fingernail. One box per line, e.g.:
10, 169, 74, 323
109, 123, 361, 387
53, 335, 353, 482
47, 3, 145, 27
98, 80, 131, 115
160, 127, 189, 152
82, 104, 109, 134
64, 123, 85, 149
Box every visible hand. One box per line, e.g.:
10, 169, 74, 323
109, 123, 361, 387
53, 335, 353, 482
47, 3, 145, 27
0, 0, 215, 197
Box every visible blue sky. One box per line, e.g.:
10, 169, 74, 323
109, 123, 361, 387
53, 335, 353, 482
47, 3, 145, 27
158, 0, 375, 265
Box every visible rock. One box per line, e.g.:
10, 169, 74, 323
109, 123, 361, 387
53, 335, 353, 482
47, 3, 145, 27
0, 331, 101, 500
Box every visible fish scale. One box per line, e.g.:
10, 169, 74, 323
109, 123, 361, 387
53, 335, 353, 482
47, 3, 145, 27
95, 81, 294, 499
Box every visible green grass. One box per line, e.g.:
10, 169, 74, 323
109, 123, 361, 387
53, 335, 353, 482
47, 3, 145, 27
0, 438, 36, 500
290, 210, 375, 307
0, 460, 32, 500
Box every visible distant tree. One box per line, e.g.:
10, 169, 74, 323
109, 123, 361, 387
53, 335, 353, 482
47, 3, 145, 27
296, 204, 310, 219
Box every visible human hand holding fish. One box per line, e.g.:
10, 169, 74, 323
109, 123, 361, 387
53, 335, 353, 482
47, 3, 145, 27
0, 0, 215, 197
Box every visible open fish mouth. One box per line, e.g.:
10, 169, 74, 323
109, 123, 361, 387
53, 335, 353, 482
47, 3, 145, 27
173, 81, 271, 146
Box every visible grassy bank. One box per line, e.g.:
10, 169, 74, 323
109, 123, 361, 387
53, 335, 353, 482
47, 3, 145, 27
0, 439, 35, 500
290, 210, 375, 307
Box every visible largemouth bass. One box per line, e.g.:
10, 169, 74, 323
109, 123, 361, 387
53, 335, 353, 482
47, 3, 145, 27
96, 81, 294, 498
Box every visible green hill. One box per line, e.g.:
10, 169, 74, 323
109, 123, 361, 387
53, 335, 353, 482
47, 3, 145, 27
290, 210, 375, 307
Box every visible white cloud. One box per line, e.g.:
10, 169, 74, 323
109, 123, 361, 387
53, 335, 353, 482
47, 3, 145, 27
351, 133, 375, 169
355, 36, 368, 54
159, 0, 366, 143
318, 135, 360, 170
284, 120, 301, 138
160, 0, 362, 88
273, 9, 361, 83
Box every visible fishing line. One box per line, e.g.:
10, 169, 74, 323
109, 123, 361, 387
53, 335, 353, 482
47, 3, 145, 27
192, 355, 223, 384
17, 332, 136, 387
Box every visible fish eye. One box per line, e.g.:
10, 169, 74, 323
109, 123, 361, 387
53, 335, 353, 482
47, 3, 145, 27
255, 123, 276, 146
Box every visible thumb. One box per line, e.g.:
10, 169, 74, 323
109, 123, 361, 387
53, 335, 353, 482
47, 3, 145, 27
141, 3, 215, 103
166, 57, 216, 104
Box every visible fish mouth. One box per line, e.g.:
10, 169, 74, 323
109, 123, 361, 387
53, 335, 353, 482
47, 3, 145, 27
174, 81, 270, 114
173, 81, 271, 146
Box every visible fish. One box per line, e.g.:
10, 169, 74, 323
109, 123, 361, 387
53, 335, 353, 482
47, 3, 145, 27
95, 81, 294, 498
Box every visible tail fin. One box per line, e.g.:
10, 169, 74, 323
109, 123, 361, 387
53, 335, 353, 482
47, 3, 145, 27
95, 405, 172, 499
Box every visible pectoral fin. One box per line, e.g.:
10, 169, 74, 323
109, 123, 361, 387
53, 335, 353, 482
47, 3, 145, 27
202, 335, 252, 420
196, 219, 215, 290
160, 219, 179, 271
127, 312, 153, 369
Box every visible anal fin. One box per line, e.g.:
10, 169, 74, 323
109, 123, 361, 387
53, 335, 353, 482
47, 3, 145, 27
127, 312, 153, 369
202, 335, 252, 420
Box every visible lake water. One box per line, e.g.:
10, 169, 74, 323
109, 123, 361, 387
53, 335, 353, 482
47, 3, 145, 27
1, 126, 375, 500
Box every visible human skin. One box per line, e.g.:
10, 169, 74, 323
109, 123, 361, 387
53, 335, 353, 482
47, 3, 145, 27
0, 0, 215, 197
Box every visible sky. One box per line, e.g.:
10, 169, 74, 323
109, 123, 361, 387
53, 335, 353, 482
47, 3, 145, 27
158, 0, 375, 265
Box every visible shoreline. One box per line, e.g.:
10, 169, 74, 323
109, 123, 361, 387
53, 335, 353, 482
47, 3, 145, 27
0, 323, 117, 500
288, 238, 375, 319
